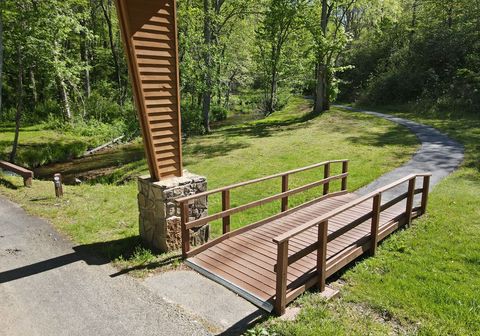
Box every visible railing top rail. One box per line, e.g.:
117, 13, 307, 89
273, 173, 431, 244
176, 159, 349, 203
185, 173, 348, 230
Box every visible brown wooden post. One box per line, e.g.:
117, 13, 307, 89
421, 175, 430, 215
53, 173, 63, 198
323, 163, 330, 195
370, 194, 382, 256
405, 177, 416, 227
24, 176, 32, 188
181, 201, 190, 258
222, 190, 231, 234
341, 161, 348, 191
317, 220, 328, 292
281, 174, 289, 212
275, 240, 289, 316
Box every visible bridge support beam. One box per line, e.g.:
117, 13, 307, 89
116, 1, 211, 249
115, 0, 183, 181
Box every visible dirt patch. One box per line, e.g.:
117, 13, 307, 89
5, 248, 22, 256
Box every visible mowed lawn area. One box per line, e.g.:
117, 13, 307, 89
0, 98, 417, 273
257, 108, 480, 336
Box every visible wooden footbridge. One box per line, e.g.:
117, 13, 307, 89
112, 6, 425, 312
177, 160, 431, 315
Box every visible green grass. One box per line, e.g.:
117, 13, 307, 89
0, 123, 116, 168
253, 106, 480, 336
0, 98, 418, 277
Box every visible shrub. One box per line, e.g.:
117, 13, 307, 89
210, 105, 228, 122
181, 103, 204, 135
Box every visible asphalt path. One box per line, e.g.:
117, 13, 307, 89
0, 197, 210, 336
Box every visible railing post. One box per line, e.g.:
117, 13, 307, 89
181, 201, 191, 259
323, 163, 331, 195
275, 240, 289, 316
341, 161, 348, 191
371, 194, 382, 256
281, 174, 289, 212
421, 175, 430, 215
222, 190, 231, 234
405, 177, 416, 227
317, 220, 328, 292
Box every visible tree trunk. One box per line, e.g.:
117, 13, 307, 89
314, 62, 329, 113
80, 24, 91, 99
101, 0, 122, 103
225, 71, 236, 109
30, 67, 38, 105
202, 0, 212, 133
447, 2, 453, 28
314, 0, 330, 114
10, 46, 24, 164
0, 2, 3, 117
267, 63, 278, 115
58, 76, 72, 120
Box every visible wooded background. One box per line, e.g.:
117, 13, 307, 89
1, 0, 478, 143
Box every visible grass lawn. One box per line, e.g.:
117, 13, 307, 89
251, 107, 480, 336
0, 123, 117, 168
0, 98, 417, 277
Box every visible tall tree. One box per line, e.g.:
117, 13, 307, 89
0, 0, 4, 116
100, 0, 123, 103
201, 0, 254, 132
309, 0, 356, 113
257, 0, 303, 114
9, 44, 23, 163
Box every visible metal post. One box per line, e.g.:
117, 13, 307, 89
53, 173, 63, 198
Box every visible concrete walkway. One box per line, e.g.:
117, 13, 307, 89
337, 106, 464, 201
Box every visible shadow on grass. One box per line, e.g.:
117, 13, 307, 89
345, 123, 417, 149
183, 139, 250, 164
0, 178, 19, 190
109, 253, 182, 278
222, 108, 321, 139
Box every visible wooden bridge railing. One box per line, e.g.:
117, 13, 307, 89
272, 173, 431, 315
176, 160, 349, 259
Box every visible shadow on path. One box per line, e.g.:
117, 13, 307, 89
0, 237, 141, 284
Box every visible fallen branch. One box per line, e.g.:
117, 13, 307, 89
82, 135, 125, 157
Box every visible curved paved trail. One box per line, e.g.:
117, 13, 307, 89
0, 107, 465, 336
337, 106, 464, 201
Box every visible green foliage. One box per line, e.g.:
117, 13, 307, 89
340, 0, 480, 114
181, 103, 205, 135
210, 105, 228, 122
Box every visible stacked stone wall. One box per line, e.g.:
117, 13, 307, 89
138, 172, 209, 252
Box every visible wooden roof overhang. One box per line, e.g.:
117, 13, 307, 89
115, 0, 183, 181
